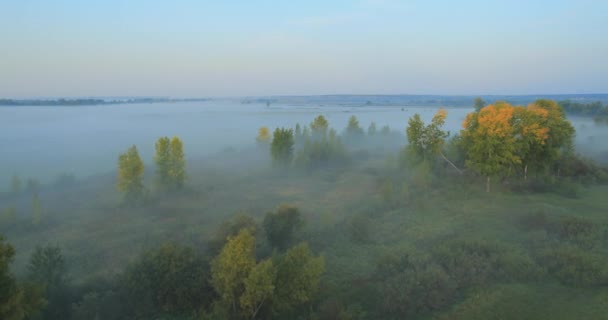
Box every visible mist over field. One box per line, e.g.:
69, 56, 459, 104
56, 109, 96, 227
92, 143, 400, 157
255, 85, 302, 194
2, 1, 608, 320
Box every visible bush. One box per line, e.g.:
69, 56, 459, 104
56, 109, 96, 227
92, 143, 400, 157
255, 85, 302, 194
539, 245, 608, 287
433, 238, 541, 287
372, 252, 457, 318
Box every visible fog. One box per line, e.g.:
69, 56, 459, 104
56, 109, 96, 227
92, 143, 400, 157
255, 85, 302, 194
2, 98, 608, 319
2, 100, 607, 187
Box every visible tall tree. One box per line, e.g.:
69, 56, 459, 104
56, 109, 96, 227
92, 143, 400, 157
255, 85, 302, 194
154, 137, 171, 189
117, 145, 145, 203
272, 243, 324, 315
310, 115, 329, 138
0, 236, 45, 320
240, 259, 276, 319
27, 245, 70, 319
345, 115, 364, 138
211, 229, 256, 313
270, 128, 294, 168
368, 122, 377, 136
169, 136, 186, 189
462, 103, 520, 192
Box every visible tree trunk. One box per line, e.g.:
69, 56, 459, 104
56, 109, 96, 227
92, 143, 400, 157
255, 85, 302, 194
524, 165, 528, 181
486, 176, 491, 193
440, 152, 463, 174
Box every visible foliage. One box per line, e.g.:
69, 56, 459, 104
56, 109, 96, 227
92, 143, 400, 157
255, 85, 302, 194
27, 245, 71, 320
209, 214, 258, 255
240, 258, 276, 319
117, 145, 146, 204
256, 127, 271, 145
123, 243, 212, 317
310, 115, 329, 137
539, 245, 608, 287
0, 236, 45, 320
344, 116, 364, 142
154, 137, 172, 189
169, 136, 187, 190
272, 243, 325, 317
211, 229, 257, 314
263, 204, 303, 250
271, 128, 295, 168
403, 109, 449, 165
367, 122, 377, 136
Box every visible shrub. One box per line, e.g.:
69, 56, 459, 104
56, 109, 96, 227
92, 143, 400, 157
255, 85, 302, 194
539, 245, 608, 287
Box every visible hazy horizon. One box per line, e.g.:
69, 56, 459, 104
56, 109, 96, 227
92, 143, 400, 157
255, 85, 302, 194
2, 1, 607, 97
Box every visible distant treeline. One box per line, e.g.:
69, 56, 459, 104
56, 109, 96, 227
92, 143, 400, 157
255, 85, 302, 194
559, 100, 608, 119
0, 98, 209, 106
242, 94, 608, 108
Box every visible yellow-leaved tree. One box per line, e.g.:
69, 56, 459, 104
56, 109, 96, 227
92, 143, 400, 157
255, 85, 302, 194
256, 127, 271, 146
117, 145, 145, 203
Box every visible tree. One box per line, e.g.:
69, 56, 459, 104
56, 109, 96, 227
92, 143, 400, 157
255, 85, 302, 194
169, 136, 186, 189
117, 145, 145, 203
124, 243, 212, 316
0, 236, 45, 320
154, 137, 171, 189
10, 175, 21, 196
0, 235, 22, 320
272, 243, 324, 315
310, 115, 329, 137
461, 103, 520, 192
294, 124, 303, 144
368, 122, 377, 136
404, 110, 460, 173
240, 259, 276, 319
25, 178, 40, 195
263, 205, 303, 250
256, 127, 271, 146
270, 128, 294, 168
211, 229, 256, 313
380, 125, 391, 135
27, 245, 70, 319
155, 136, 187, 191
345, 115, 364, 139
474, 97, 486, 111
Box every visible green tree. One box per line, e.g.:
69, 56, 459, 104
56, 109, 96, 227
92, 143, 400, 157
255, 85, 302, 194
273, 243, 324, 316
124, 243, 212, 317
461, 103, 520, 192
0, 236, 45, 320
240, 259, 276, 319
117, 145, 145, 203
154, 137, 171, 189
345, 115, 364, 138
263, 205, 303, 250
474, 97, 486, 111
368, 122, 377, 136
270, 128, 295, 168
380, 125, 391, 135
310, 115, 329, 137
211, 229, 256, 314
10, 175, 21, 196
169, 136, 186, 189
27, 245, 70, 320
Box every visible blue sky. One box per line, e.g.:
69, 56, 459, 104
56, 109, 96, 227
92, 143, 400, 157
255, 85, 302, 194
1, 0, 607, 97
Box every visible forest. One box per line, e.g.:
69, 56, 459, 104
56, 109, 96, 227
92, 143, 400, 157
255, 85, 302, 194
2, 99, 608, 320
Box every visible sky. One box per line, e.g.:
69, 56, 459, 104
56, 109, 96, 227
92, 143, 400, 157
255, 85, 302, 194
1, 0, 607, 97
